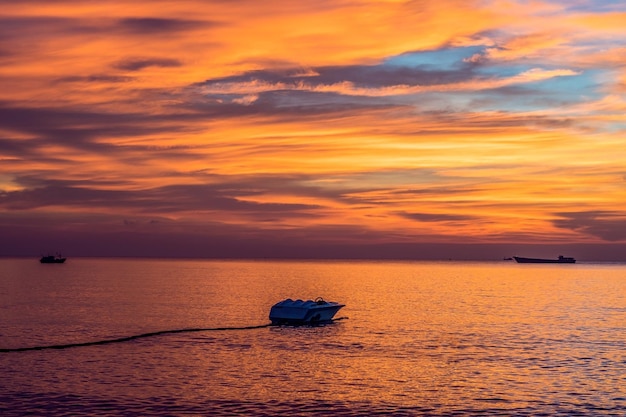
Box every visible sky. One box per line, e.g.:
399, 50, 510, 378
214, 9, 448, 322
1, 0, 626, 260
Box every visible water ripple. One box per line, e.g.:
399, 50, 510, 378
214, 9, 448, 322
1, 391, 624, 417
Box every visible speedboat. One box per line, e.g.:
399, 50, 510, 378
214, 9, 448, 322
269, 297, 345, 325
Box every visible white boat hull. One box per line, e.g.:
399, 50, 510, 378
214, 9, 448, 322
269, 298, 345, 325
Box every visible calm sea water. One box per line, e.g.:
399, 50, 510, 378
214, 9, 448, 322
0, 258, 624, 416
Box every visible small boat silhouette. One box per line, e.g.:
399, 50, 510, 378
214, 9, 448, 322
40, 254, 67, 264
513, 255, 575, 264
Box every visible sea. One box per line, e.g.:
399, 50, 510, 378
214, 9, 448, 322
0, 258, 624, 416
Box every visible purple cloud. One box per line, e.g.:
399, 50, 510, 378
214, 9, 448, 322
553, 211, 626, 241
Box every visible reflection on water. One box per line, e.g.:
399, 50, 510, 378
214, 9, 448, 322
0, 259, 624, 416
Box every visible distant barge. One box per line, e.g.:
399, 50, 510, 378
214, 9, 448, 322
513, 255, 575, 264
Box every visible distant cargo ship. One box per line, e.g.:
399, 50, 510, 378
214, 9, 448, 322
513, 255, 575, 264
40, 254, 66, 264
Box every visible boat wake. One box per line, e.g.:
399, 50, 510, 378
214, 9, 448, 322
0, 324, 272, 353
0, 317, 349, 353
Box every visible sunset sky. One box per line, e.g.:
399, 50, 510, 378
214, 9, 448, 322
1, 0, 626, 260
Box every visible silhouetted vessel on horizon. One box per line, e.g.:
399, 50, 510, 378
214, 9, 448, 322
40, 254, 66, 264
513, 255, 575, 264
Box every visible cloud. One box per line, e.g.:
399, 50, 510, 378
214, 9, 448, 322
0, 177, 322, 217
202, 61, 478, 90
55, 74, 134, 84
399, 212, 477, 223
198, 58, 581, 106
115, 17, 211, 34
553, 211, 626, 241
0, 15, 211, 38
115, 58, 183, 71
0, 102, 187, 153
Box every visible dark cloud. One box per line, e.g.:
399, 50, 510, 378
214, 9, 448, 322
0, 16, 211, 38
0, 179, 320, 218
0, 137, 37, 158
0, 97, 395, 173
55, 74, 134, 84
195, 60, 584, 125
0, 101, 201, 155
115, 57, 183, 71
553, 211, 626, 241
182, 89, 404, 120
388, 186, 482, 196
0, 16, 213, 59
147, 183, 320, 215
0, 184, 127, 210
399, 212, 476, 222
0, 17, 73, 40
254, 90, 398, 114
319, 64, 476, 88
201, 62, 478, 91
116, 17, 211, 34
194, 57, 483, 114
